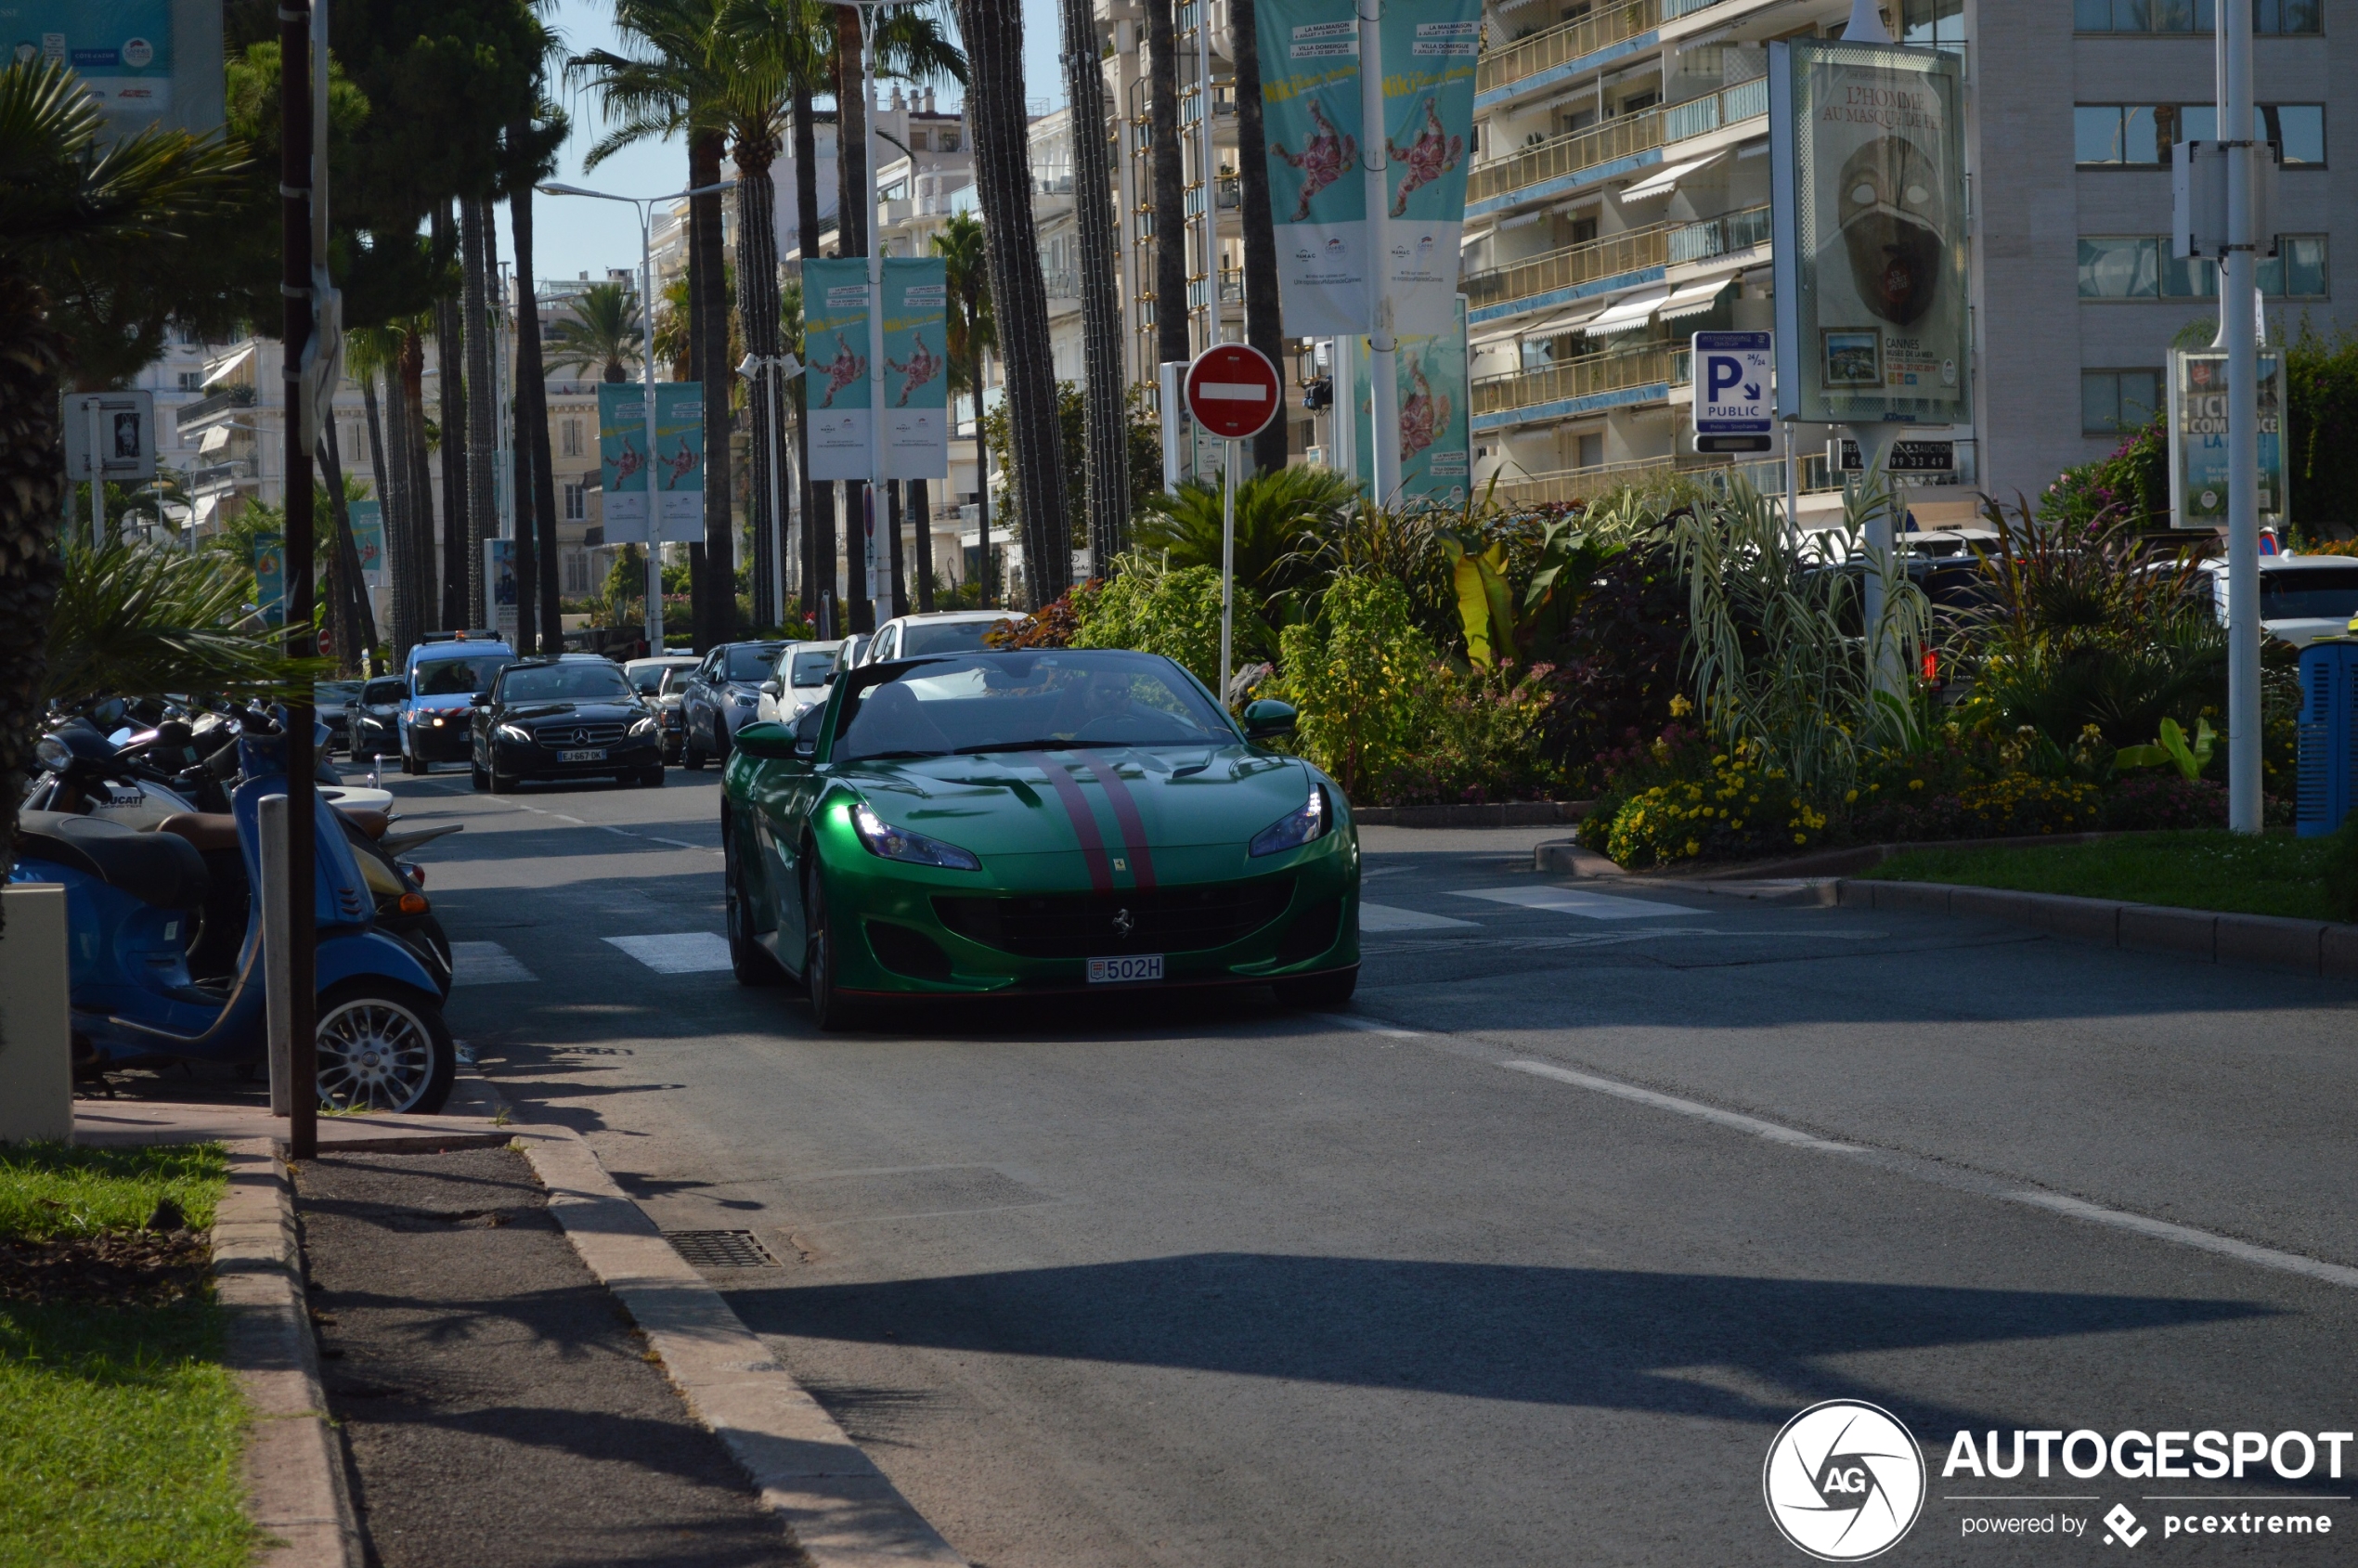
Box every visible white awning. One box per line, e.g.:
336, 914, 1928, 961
200, 344, 254, 389
1579, 287, 1675, 337
1657, 279, 1733, 322
197, 424, 232, 455
1618, 151, 1728, 202
190, 494, 219, 529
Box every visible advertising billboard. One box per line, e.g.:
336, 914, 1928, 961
1768, 37, 1971, 425
596, 382, 704, 543
802, 258, 874, 483
2169, 348, 2287, 529
881, 256, 951, 481
484, 538, 517, 645
348, 499, 385, 587
253, 531, 284, 627
8, 1, 172, 117
1346, 298, 1471, 506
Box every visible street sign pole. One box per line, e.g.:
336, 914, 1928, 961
2222, 0, 2262, 833
1184, 344, 1283, 711
1221, 438, 1237, 709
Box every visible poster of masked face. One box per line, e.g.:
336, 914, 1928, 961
1768, 38, 1970, 425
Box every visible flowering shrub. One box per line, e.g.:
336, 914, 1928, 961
2103, 774, 2228, 831
1950, 775, 2105, 836
1367, 663, 1563, 805
1269, 572, 1441, 800
1594, 741, 1824, 869
1071, 561, 1245, 696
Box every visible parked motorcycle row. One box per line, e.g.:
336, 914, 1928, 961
9, 694, 465, 1114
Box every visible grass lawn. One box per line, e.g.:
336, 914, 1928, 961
0, 1143, 253, 1568
1860, 830, 2354, 924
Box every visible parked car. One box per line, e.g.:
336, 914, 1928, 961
757, 639, 846, 724
623, 654, 702, 765
346, 676, 408, 761
469, 654, 663, 792
397, 635, 515, 774
862, 610, 1028, 665
2196, 552, 2358, 648
314, 680, 362, 755
679, 641, 788, 770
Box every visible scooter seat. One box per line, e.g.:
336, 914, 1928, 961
336, 807, 391, 839
18, 810, 209, 911
156, 812, 241, 852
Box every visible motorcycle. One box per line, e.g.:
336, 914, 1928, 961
9, 722, 459, 1112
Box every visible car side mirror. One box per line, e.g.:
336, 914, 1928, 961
759, 678, 783, 697
1241, 699, 1297, 740
732, 720, 800, 761
470, 692, 490, 706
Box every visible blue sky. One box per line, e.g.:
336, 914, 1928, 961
515, 0, 1061, 285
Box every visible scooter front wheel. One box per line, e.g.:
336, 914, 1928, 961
315, 978, 456, 1115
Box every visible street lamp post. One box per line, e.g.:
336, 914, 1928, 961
538, 178, 733, 654
738, 350, 802, 630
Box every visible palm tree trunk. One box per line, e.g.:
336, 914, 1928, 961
834, 18, 874, 634
1059, 0, 1132, 575
433, 201, 469, 631
317, 423, 374, 675
793, 80, 833, 628
400, 326, 439, 645
952, 0, 1071, 609
976, 344, 994, 605
911, 476, 933, 611
1230, 0, 1289, 476
691, 128, 735, 650
506, 179, 539, 655
1147, 0, 1189, 371
887, 479, 906, 616
461, 197, 497, 628
734, 134, 783, 631
0, 276, 67, 884
364, 366, 407, 665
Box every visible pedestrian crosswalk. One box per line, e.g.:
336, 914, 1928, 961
449, 940, 538, 985
603, 932, 735, 974
1449, 885, 1697, 921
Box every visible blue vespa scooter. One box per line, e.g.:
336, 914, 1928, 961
10, 727, 457, 1112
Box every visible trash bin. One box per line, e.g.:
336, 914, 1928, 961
2296, 638, 2358, 837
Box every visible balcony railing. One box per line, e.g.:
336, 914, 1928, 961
1493, 451, 1842, 508
1666, 202, 1772, 265
1465, 223, 1670, 314
1184, 176, 1243, 216
1472, 342, 1683, 421
1469, 107, 1661, 209
1663, 0, 1733, 17
190, 458, 255, 493
174, 383, 255, 436
1218, 266, 1244, 304
1478, 0, 1656, 98
1042, 267, 1082, 300
1660, 74, 1768, 143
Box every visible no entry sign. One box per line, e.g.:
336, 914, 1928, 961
1184, 344, 1282, 441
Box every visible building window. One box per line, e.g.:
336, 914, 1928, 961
2083, 369, 2162, 434
2079, 236, 2160, 298
1576, 432, 1604, 469
177, 370, 202, 392
1901, 0, 1963, 49
909, 127, 928, 150
2077, 0, 2319, 30
2080, 234, 2328, 298
564, 482, 586, 521
561, 418, 582, 457
2076, 104, 2324, 166
563, 548, 590, 596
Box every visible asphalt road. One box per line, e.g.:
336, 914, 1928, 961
377, 759, 2358, 1567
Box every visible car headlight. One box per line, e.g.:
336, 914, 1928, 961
430, 715, 447, 727
495, 723, 531, 744
628, 715, 659, 737
1250, 782, 1330, 857
733, 692, 759, 708
850, 801, 980, 871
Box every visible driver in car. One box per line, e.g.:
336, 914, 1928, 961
1052, 668, 1147, 738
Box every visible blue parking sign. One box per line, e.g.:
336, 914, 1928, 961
1692, 331, 1773, 434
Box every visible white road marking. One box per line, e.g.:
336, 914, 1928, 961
1504, 1060, 1864, 1152
604, 932, 735, 974
1313, 1013, 1429, 1039
2006, 1190, 2358, 1291
449, 940, 538, 985
1452, 885, 1697, 920
1358, 901, 1478, 932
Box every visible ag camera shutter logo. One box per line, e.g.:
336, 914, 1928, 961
1764, 1400, 1926, 1561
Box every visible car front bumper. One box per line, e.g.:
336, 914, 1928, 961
492, 732, 662, 776
407, 717, 474, 761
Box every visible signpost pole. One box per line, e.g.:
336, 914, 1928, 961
641, 204, 664, 654
2222, 0, 2262, 834
862, 2, 886, 626
87, 401, 107, 549
1220, 437, 1237, 709
1359, 0, 1400, 505
1782, 416, 1800, 547
1848, 422, 1900, 701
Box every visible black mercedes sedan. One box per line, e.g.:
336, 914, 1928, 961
468, 654, 664, 792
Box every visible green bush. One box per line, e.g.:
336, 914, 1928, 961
2324, 812, 2358, 922
1069, 557, 1255, 696
1367, 663, 1563, 806
1950, 775, 2105, 836
1270, 572, 1440, 800
1595, 740, 1824, 869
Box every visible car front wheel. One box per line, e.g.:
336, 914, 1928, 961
803, 872, 862, 1030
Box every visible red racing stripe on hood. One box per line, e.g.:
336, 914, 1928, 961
1029, 753, 1113, 892
1081, 758, 1157, 889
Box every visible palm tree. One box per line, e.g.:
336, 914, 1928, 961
935, 211, 995, 604
346, 325, 416, 657
1146, 0, 1188, 375
1056, 0, 1131, 576
948, 0, 1069, 608
0, 58, 242, 878
500, 34, 570, 657
395, 317, 441, 641
1229, 0, 1289, 477
544, 280, 643, 382
431, 200, 469, 628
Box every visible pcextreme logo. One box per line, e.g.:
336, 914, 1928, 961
1765, 1401, 1928, 1561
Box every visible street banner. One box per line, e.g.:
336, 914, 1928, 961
1768, 37, 1970, 425
253, 530, 284, 627
13, 1, 175, 119
348, 499, 385, 586
1257, 0, 1479, 340
1348, 297, 1471, 505
2169, 347, 2287, 529
802, 258, 874, 482
484, 538, 518, 646
881, 256, 950, 481
597, 382, 705, 543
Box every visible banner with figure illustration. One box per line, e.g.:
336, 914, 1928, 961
1256, 0, 1480, 340
802, 258, 875, 482
597, 382, 705, 542
1346, 297, 1471, 505
881, 257, 950, 480
348, 499, 385, 587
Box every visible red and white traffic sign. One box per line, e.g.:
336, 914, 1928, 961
1183, 344, 1282, 440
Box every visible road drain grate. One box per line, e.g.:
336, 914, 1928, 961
664, 1229, 780, 1268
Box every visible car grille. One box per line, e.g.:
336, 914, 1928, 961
933, 877, 1295, 959
530, 720, 628, 746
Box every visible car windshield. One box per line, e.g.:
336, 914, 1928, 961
315, 680, 362, 704
499, 664, 635, 703
834, 652, 1233, 762
789, 650, 837, 686
628, 663, 691, 694
2260, 568, 2358, 620
900, 619, 1014, 657
414, 656, 512, 697
361, 679, 406, 706
725, 644, 784, 681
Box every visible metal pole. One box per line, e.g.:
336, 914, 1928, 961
767, 361, 786, 627
1782, 415, 1801, 549
1848, 422, 1900, 700
863, 5, 887, 624
641, 204, 664, 653
259, 796, 293, 1116
1220, 436, 1236, 708
1194, 0, 1214, 352
2222, 0, 2261, 833
1359, 0, 1400, 505
87, 401, 108, 548
281, 0, 318, 1160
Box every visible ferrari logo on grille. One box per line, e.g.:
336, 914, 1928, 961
1112, 908, 1134, 938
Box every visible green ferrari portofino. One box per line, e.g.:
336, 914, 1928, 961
719, 649, 1360, 1029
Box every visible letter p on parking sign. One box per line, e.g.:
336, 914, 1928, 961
1692, 330, 1773, 454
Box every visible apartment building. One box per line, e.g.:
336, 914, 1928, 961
1462, 0, 2345, 515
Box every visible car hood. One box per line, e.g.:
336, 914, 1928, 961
499, 700, 644, 725
839, 747, 1321, 856
409, 693, 477, 714
2262, 616, 2358, 650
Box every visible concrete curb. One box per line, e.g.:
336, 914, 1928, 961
1355, 799, 1593, 828
215, 1141, 365, 1568
1532, 831, 2149, 883
497, 1107, 966, 1567
1830, 878, 2358, 981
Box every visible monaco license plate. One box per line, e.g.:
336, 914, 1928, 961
1087, 954, 1164, 985
557, 747, 607, 762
